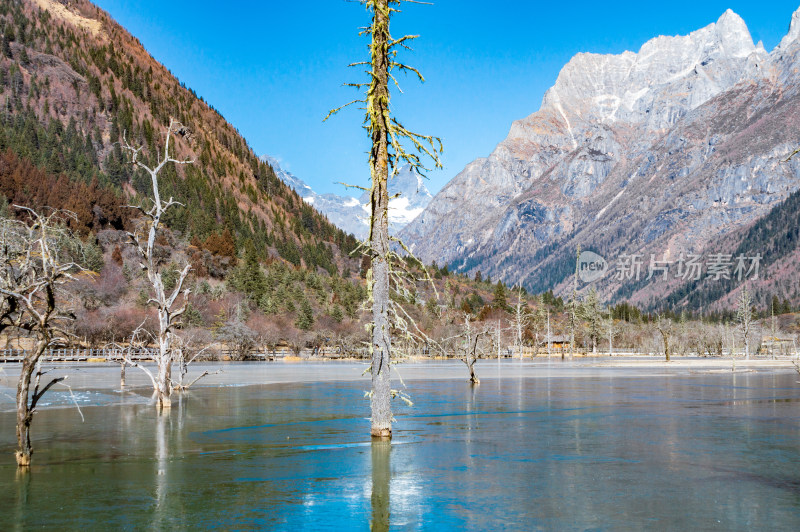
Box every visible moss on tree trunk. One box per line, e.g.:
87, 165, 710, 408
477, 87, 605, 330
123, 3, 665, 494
369, 0, 392, 439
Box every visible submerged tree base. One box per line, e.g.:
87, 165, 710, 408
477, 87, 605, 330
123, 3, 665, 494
15, 451, 31, 467
371, 427, 391, 439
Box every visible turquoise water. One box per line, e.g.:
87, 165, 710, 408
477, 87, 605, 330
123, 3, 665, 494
1, 362, 800, 530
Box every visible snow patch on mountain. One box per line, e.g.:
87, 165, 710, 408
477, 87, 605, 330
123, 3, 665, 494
261, 156, 432, 239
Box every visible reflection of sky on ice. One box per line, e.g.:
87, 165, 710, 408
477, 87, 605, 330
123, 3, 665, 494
0, 360, 799, 529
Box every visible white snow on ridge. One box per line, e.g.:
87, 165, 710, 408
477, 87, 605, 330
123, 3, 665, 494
388, 197, 425, 224
262, 156, 433, 239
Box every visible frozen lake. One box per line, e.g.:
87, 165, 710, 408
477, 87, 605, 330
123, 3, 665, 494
1, 360, 800, 529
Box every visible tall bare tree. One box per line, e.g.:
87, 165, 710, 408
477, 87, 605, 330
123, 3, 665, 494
736, 283, 755, 360
439, 314, 491, 384
604, 314, 619, 356
512, 285, 529, 358
1, 209, 86, 467
654, 314, 673, 362
568, 245, 580, 358
121, 119, 194, 410
528, 294, 547, 357
770, 296, 778, 359
172, 334, 219, 391
328, 0, 441, 438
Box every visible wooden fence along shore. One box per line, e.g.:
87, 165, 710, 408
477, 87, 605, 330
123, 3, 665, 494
0, 346, 516, 363
0, 347, 283, 363
0, 346, 369, 363
0, 347, 158, 363
2, 346, 796, 363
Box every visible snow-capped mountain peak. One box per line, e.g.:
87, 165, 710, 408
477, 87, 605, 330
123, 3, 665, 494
261, 157, 432, 239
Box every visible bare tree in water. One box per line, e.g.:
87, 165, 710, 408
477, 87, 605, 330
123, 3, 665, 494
438, 314, 492, 385
568, 245, 580, 358
327, 0, 441, 438
0, 208, 87, 467
121, 119, 194, 410
736, 283, 755, 360
654, 314, 673, 362
171, 334, 219, 391
512, 285, 529, 358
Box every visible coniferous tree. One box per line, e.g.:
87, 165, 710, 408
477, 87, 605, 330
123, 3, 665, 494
2, 34, 11, 58
493, 281, 507, 310
331, 305, 344, 324
296, 297, 314, 331
229, 243, 267, 300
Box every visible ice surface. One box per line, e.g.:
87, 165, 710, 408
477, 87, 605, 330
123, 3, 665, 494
1, 360, 799, 529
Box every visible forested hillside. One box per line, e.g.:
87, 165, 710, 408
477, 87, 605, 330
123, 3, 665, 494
0, 0, 358, 271
0, 0, 377, 352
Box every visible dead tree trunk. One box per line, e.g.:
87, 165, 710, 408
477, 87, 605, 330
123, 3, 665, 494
737, 284, 754, 361
122, 119, 194, 411
15, 354, 36, 467
568, 245, 580, 360
368, 0, 392, 439
2, 209, 82, 467
329, 0, 441, 438
655, 315, 672, 362
15, 341, 62, 466
371, 439, 391, 531
466, 355, 480, 385
447, 315, 489, 385
172, 339, 217, 391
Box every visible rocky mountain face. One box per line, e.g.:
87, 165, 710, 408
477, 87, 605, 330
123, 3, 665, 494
401, 8, 800, 310
265, 157, 433, 239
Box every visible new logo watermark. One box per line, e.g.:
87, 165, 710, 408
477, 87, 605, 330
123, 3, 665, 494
578, 251, 608, 283
573, 250, 761, 283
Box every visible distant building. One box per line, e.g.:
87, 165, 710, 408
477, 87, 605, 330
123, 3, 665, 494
538, 335, 570, 349
760, 335, 796, 356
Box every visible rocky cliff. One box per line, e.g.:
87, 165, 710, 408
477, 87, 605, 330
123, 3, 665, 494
401, 8, 800, 310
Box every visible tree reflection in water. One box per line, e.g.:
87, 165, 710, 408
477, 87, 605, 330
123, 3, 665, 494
155, 408, 169, 518
371, 439, 390, 531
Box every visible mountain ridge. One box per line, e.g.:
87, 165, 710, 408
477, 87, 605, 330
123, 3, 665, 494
401, 6, 800, 311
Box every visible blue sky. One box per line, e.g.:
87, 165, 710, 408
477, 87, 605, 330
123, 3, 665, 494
94, 1, 800, 196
